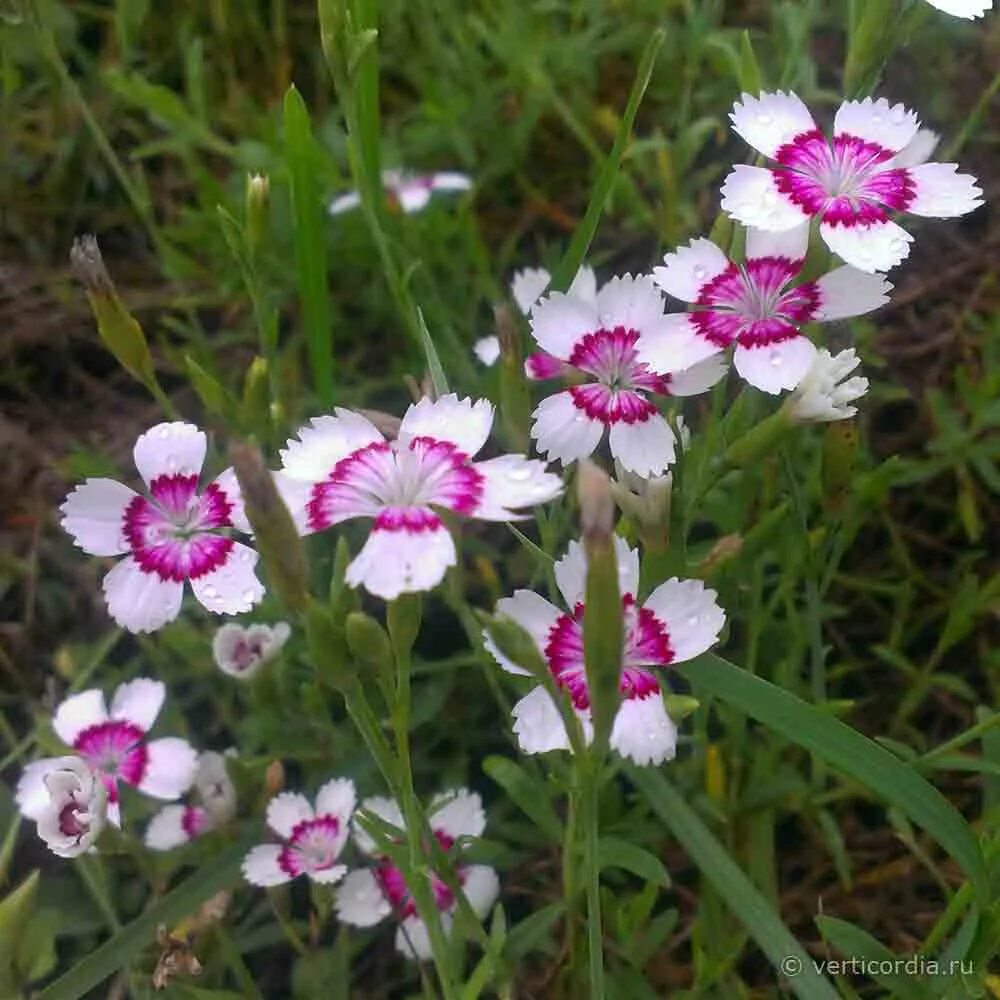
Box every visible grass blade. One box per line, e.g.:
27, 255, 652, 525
684, 655, 988, 904
547, 27, 665, 293
630, 767, 838, 1000
284, 85, 333, 406
416, 307, 449, 397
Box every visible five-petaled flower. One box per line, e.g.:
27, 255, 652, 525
60, 421, 264, 634
243, 778, 356, 886
527, 274, 728, 477
485, 536, 725, 766
16, 756, 107, 858
17, 679, 196, 827
335, 790, 499, 960
212, 622, 291, 680
330, 170, 471, 215
721, 93, 982, 272
276, 394, 563, 600
651, 225, 890, 393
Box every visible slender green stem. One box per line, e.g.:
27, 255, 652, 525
75, 856, 121, 933
267, 895, 308, 956
580, 757, 605, 999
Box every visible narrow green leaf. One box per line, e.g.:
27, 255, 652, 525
505, 901, 566, 961
630, 768, 838, 1000
416, 307, 449, 397
284, 85, 333, 405
684, 655, 988, 905
38, 838, 254, 1000
548, 28, 665, 292
738, 30, 763, 94
483, 756, 562, 842
597, 836, 671, 887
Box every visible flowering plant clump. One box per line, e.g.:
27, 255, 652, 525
8, 2, 999, 998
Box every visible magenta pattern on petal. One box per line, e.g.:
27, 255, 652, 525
74, 720, 148, 787
278, 815, 342, 877
373, 829, 460, 917
181, 805, 210, 840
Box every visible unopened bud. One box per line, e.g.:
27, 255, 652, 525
230, 441, 308, 612
577, 460, 616, 545
495, 304, 531, 451
241, 356, 271, 431
245, 173, 270, 254
387, 594, 422, 662
345, 612, 393, 684
264, 760, 285, 796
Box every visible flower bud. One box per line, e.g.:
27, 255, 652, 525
345, 611, 394, 696
264, 760, 285, 797
245, 173, 270, 255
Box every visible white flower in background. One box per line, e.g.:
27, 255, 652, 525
275, 395, 563, 600
212, 622, 291, 680
15, 679, 196, 827
330, 170, 472, 215
721, 92, 982, 272
786, 348, 870, 423
335, 789, 499, 960
485, 536, 725, 766
16, 756, 107, 858
60, 421, 264, 634
145, 751, 238, 851
473, 336, 501, 366
651, 225, 890, 393
924, 0, 991, 17
526, 274, 728, 477
242, 779, 355, 886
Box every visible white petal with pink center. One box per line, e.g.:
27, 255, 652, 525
243, 778, 356, 887
530, 391, 605, 466
924, 0, 991, 18
140, 739, 199, 800
279, 410, 384, 482
399, 395, 494, 458
723, 91, 982, 272
608, 414, 676, 479
891, 128, 940, 168
510, 265, 598, 316
61, 421, 263, 633
473, 335, 501, 366
487, 537, 725, 766
145, 804, 211, 851
813, 267, 892, 321
335, 869, 393, 925
665, 355, 729, 397
652, 239, 730, 303
26, 756, 108, 858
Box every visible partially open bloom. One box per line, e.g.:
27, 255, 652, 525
786, 348, 869, 422
335, 790, 499, 960
17, 679, 197, 825
146, 751, 238, 851
60, 422, 264, 633
276, 395, 563, 600
486, 536, 725, 766
721, 93, 982, 272
212, 622, 291, 679
16, 756, 107, 858
330, 170, 471, 215
527, 275, 728, 477
924, 0, 991, 16
651, 226, 890, 392
243, 779, 355, 886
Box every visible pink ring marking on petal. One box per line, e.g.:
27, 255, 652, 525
74, 721, 148, 786
280, 815, 343, 877
374, 507, 443, 532
148, 474, 200, 517
373, 829, 461, 917
182, 805, 210, 840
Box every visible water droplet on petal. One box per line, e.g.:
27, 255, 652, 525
693, 264, 707, 280
769, 353, 783, 367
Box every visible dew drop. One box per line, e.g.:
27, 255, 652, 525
157, 426, 170, 439
769, 353, 783, 367
693, 264, 707, 280
687, 614, 700, 626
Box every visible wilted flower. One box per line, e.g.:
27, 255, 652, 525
527, 274, 727, 477
786, 348, 870, 423
721, 93, 982, 272
60, 421, 264, 633
16, 756, 107, 858
212, 622, 291, 679
17, 679, 196, 826
145, 751, 238, 851
335, 789, 499, 960
651, 226, 890, 393
243, 778, 355, 886
275, 394, 563, 600
485, 536, 725, 766
330, 170, 471, 215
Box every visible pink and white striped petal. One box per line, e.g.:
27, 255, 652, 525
399, 394, 494, 459
665, 355, 729, 397
354, 796, 405, 855
463, 865, 501, 918
608, 414, 676, 478
345, 518, 457, 599
133, 423, 207, 489
820, 218, 913, 272
53, 690, 108, 746
489, 590, 562, 675
733, 336, 818, 394
139, 738, 197, 800
189, 542, 264, 616
60, 479, 136, 556
610, 693, 677, 766
745, 221, 811, 264
643, 578, 726, 663
243, 844, 291, 886
906, 163, 983, 217
813, 267, 892, 321
530, 391, 604, 467
267, 792, 315, 839
635, 314, 724, 376
110, 678, 164, 732
555, 536, 639, 609
472, 456, 564, 521
102, 557, 185, 634
529, 293, 601, 360
145, 805, 208, 850
720, 165, 811, 232
924, 0, 991, 17
652, 239, 730, 303
429, 789, 486, 841
335, 868, 392, 926
595, 274, 665, 332
832, 97, 920, 153
280, 410, 384, 482
729, 91, 817, 158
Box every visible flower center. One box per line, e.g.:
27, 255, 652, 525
280, 816, 342, 876
58, 798, 89, 839
74, 721, 147, 786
